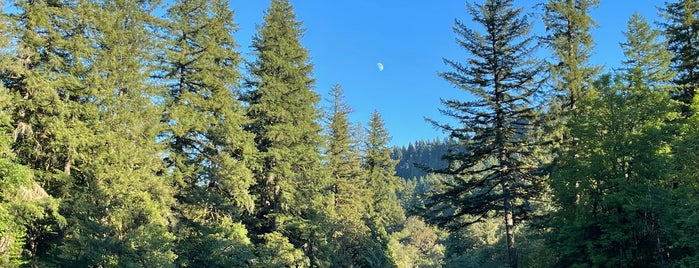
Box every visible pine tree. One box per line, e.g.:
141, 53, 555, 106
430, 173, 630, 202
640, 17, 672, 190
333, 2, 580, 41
365, 111, 404, 230
543, 0, 600, 111
422, 1, 545, 267
2, 0, 89, 264
549, 15, 679, 265
660, 0, 699, 116
324, 85, 381, 266
44, 1, 176, 266
0, 10, 63, 264
243, 0, 330, 265
159, 0, 256, 265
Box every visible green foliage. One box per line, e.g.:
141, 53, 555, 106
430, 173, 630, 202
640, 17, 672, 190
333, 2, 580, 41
393, 138, 451, 180
254, 232, 309, 268
549, 72, 678, 266
661, 0, 699, 116
324, 85, 384, 267
7, 0, 699, 266
547, 12, 682, 265
1, 0, 177, 266
543, 0, 600, 111
424, 0, 546, 266
243, 0, 330, 265
389, 216, 445, 268
158, 0, 257, 265
366, 111, 405, 230
0, 22, 63, 264
621, 13, 676, 88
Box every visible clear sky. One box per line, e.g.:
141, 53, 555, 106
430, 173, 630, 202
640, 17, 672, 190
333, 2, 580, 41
231, 0, 663, 146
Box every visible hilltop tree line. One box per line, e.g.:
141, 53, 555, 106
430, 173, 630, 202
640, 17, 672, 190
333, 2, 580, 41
1, 0, 699, 267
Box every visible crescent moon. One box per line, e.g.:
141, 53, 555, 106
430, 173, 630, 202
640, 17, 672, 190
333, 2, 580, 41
377, 62, 384, 71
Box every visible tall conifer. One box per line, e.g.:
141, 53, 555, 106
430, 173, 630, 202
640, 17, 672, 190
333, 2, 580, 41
159, 0, 256, 265
365, 111, 404, 230
243, 0, 330, 265
549, 14, 678, 266
2, 0, 89, 264
48, 1, 176, 265
0, 7, 63, 264
661, 0, 699, 116
423, 1, 545, 266
324, 85, 380, 266
543, 0, 600, 111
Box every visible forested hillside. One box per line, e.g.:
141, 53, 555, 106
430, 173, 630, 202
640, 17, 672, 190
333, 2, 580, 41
1, 0, 699, 267
392, 139, 450, 180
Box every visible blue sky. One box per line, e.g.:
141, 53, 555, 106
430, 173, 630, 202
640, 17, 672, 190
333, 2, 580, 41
232, 0, 662, 146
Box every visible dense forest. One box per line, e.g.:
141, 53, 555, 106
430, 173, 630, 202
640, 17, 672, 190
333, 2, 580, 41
1, 0, 699, 267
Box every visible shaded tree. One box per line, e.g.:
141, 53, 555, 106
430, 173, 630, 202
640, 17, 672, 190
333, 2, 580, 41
422, 1, 546, 267
660, 0, 699, 116
549, 16, 679, 265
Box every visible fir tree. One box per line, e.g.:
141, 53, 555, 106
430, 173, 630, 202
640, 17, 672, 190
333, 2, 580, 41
2, 0, 88, 264
243, 0, 330, 265
549, 15, 679, 265
0, 11, 63, 264
660, 0, 699, 116
326, 85, 365, 216
423, 1, 545, 266
621, 13, 676, 89
363, 111, 405, 267
324, 85, 382, 267
365, 111, 404, 230
46, 1, 176, 266
543, 0, 600, 111
159, 0, 256, 265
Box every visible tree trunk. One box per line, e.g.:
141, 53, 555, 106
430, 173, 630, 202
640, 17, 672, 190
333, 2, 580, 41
502, 180, 518, 268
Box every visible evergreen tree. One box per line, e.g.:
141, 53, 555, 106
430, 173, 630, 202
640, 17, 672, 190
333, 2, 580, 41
325, 85, 391, 267
0, 11, 63, 264
243, 0, 330, 265
671, 92, 699, 266
326, 84, 365, 216
423, 1, 545, 266
621, 13, 676, 89
543, 0, 600, 111
549, 16, 679, 265
159, 0, 256, 265
365, 111, 404, 231
660, 0, 699, 116
46, 1, 176, 266
2, 0, 90, 264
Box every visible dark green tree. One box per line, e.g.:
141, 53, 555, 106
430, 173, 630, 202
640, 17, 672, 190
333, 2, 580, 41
159, 0, 256, 265
543, 0, 600, 111
243, 0, 330, 265
660, 0, 699, 116
423, 1, 546, 267
671, 94, 699, 266
549, 15, 679, 265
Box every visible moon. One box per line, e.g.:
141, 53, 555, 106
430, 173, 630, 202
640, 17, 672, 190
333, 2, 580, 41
377, 62, 384, 72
